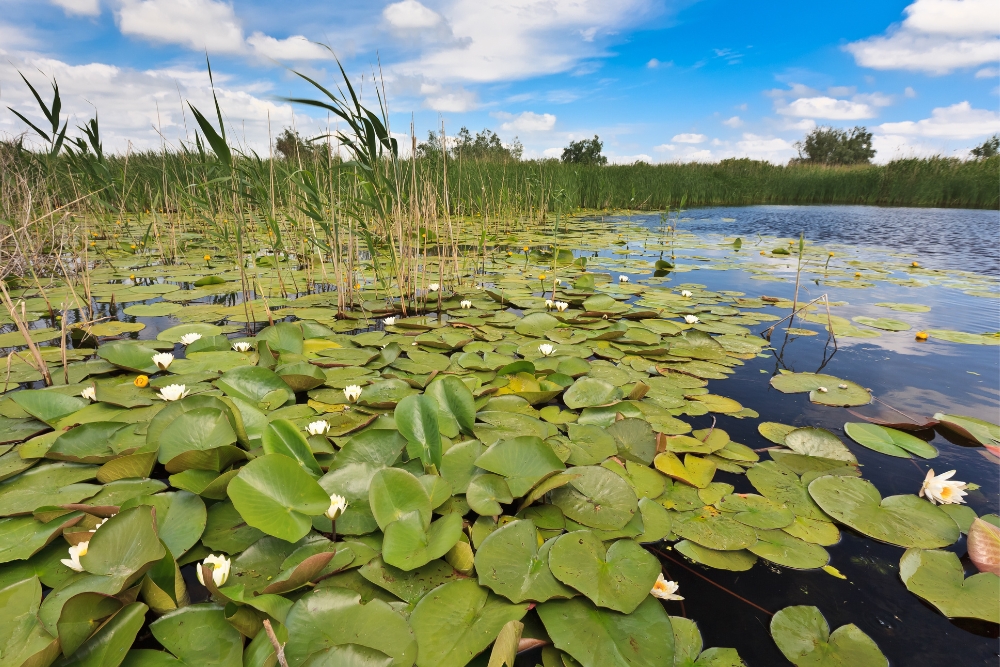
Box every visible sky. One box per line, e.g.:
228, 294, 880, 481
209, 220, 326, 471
0, 0, 997, 163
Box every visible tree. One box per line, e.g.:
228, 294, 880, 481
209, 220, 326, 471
417, 127, 522, 161
793, 126, 875, 165
971, 134, 999, 159
274, 128, 314, 161
561, 135, 607, 165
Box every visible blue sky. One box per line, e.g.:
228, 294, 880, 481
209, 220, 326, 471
1, 0, 997, 162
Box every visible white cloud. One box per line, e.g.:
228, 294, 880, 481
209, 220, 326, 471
845, 0, 1000, 74
975, 67, 999, 78
778, 96, 875, 120
854, 92, 894, 107
116, 0, 245, 53
50, 0, 100, 16
247, 33, 332, 61
647, 58, 671, 69
383, 0, 443, 29
904, 86, 917, 97
722, 116, 742, 128
543, 147, 562, 158
390, 0, 660, 83
0, 54, 323, 155
419, 82, 478, 112
878, 101, 1000, 139
497, 111, 556, 132
654, 143, 675, 151
608, 153, 653, 164
671, 133, 706, 143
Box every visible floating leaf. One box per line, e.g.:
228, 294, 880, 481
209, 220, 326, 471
227, 454, 330, 542
784, 427, 856, 463
843, 422, 937, 459
770, 605, 886, 667
748, 529, 829, 569
933, 413, 1000, 447
474, 436, 564, 497
674, 541, 757, 571
967, 518, 1000, 575
474, 519, 574, 603
550, 466, 638, 530
899, 548, 999, 622
852, 316, 910, 331
769, 372, 871, 407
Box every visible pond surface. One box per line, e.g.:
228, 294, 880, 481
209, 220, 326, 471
584, 205, 999, 665
2, 204, 997, 666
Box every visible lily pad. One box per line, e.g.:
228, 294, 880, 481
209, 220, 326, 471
563, 378, 619, 409
770, 605, 886, 667
784, 428, 856, 463
474, 519, 575, 603
808, 475, 959, 549
899, 548, 999, 622
475, 436, 564, 497
769, 372, 871, 407
933, 413, 999, 447
852, 316, 910, 332
674, 541, 757, 571
748, 529, 829, 569
549, 466, 638, 530
549, 530, 660, 613
227, 454, 330, 542
717, 494, 794, 529
843, 422, 938, 459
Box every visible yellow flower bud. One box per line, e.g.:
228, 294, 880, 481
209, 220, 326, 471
134, 375, 149, 388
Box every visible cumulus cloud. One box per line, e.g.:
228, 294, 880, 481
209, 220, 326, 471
722, 116, 742, 128
51, 0, 100, 16
877, 101, 1000, 139
247, 33, 332, 61
646, 58, 671, 69
390, 0, 660, 83
419, 82, 478, 112
975, 67, 998, 78
671, 133, 706, 143
116, 0, 245, 53
778, 96, 875, 120
0, 53, 311, 153
383, 0, 443, 29
845, 0, 1000, 74
497, 111, 557, 132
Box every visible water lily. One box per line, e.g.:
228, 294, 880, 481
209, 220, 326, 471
428, 283, 440, 292
81, 386, 97, 402
325, 494, 349, 520
681, 290, 693, 298
684, 315, 699, 324
179, 333, 202, 346
196, 554, 231, 587
61, 541, 88, 572
554, 278, 562, 285
618, 275, 629, 283
538, 343, 555, 356
344, 385, 363, 402
307, 420, 330, 436
157, 384, 190, 401
555, 301, 569, 312
232, 341, 253, 352
919, 469, 968, 505
461, 300, 473, 309
89, 516, 111, 533
650, 574, 684, 601
384, 317, 396, 326
152, 353, 174, 371
545, 299, 554, 309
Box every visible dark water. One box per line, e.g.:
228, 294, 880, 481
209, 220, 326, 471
576, 205, 1000, 665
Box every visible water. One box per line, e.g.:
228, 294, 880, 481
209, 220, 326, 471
5, 205, 998, 665
575, 205, 1000, 665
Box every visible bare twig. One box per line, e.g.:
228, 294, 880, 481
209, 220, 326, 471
262, 619, 289, 667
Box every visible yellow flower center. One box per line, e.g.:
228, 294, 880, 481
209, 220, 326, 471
940, 486, 953, 499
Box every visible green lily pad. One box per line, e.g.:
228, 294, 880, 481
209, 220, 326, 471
395, 394, 443, 470
874, 302, 930, 313
671, 507, 758, 551
409, 579, 528, 667
369, 467, 433, 530
215, 366, 293, 411
0, 462, 99, 516
474, 519, 575, 603
899, 548, 999, 622
783, 428, 856, 463
670, 616, 744, 667
852, 316, 910, 331
843, 422, 938, 459
747, 461, 831, 522
144, 603, 244, 666
359, 556, 463, 604
770, 605, 887, 667
474, 436, 565, 497
97, 343, 162, 375
382, 511, 464, 572
748, 529, 829, 569
227, 454, 330, 542
538, 595, 675, 667
717, 494, 794, 529
758, 422, 796, 446
769, 372, 871, 407
933, 413, 1000, 447
548, 530, 660, 613
808, 475, 959, 549
0, 512, 83, 563
563, 378, 619, 409
674, 541, 757, 571
550, 466, 638, 530
925, 329, 1000, 345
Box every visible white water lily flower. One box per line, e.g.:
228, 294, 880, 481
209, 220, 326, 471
538, 343, 555, 356
555, 301, 569, 312
618, 275, 629, 283
681, 290, 693, 298
152, 353, 174, 371
325, 494, 349, 520
196, 554, 231, 587
232, 341, 253, 352
684, 315, 699, 325
428, 283, 440, 291
157, 384, 190, 401
650, 574, 684, 601
89, 516, 112, 534
920, 469, 968, 505
461, 300, 473, 309
545, 299, 554, 309
344, 385, 363, 402
307, 420, 330, 436
179, 333, 202, 346
554, 279, 562, 286
61, 541, 88, 572
80, 386, 97, 402
384, 317, 396, 326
